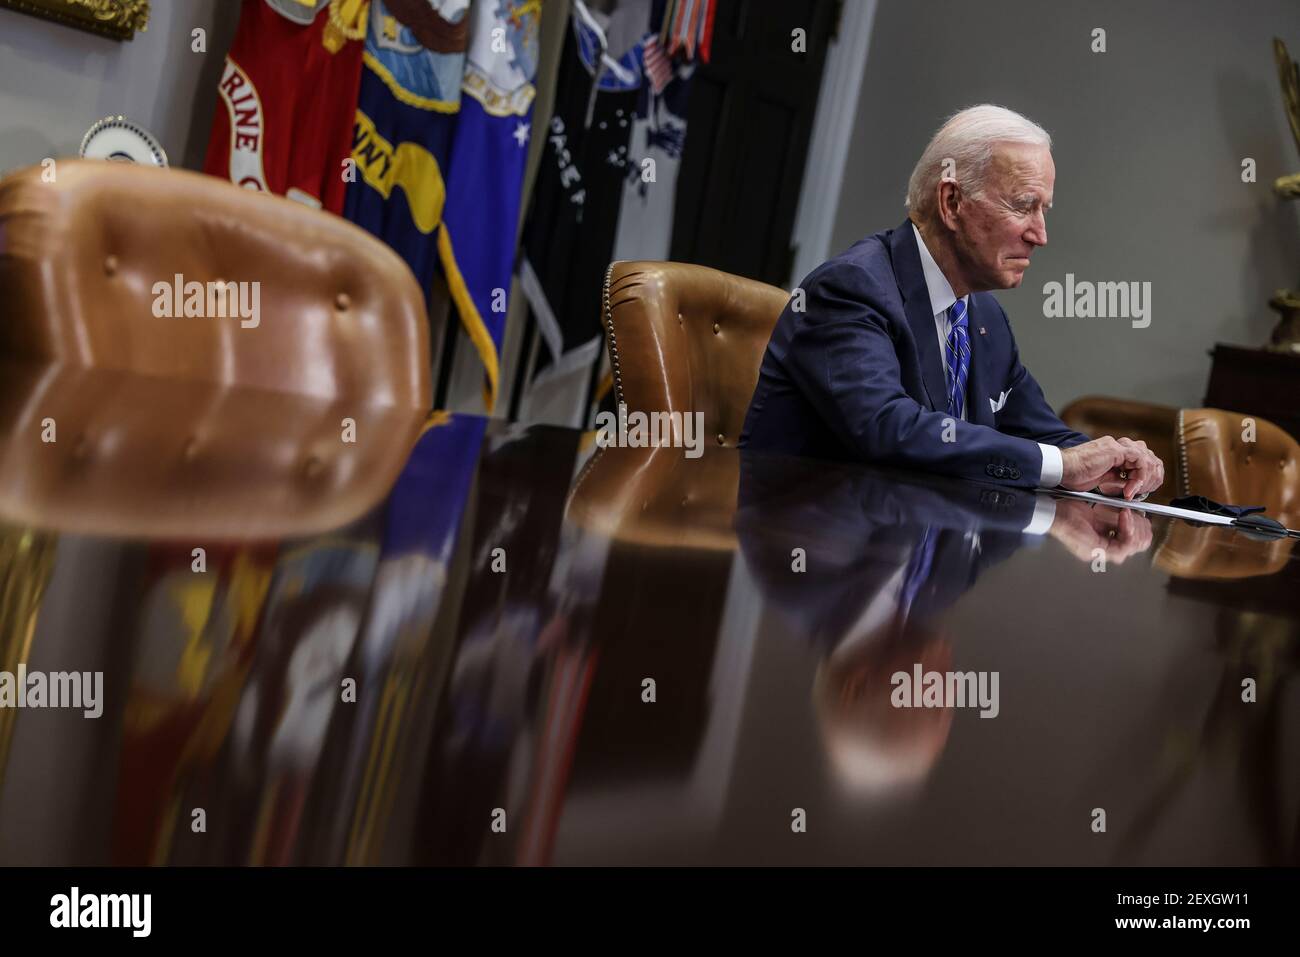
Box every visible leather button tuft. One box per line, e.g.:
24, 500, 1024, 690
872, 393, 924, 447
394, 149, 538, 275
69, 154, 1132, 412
712, 322, 720, 334
677, 311, 684, 324
716, 433, 725, 445
335, 292, 350, 311
103, 254, 118, 276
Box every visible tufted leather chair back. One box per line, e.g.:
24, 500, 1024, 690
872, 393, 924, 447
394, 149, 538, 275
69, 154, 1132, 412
602, 261, 789, 448
0, 160, 430, 409
1179, 408, 1300, 527
1155, 410, 1300, 580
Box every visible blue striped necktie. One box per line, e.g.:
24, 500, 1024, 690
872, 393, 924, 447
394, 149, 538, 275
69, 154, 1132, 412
946, 299, 970, 419
898, 526, 937, 621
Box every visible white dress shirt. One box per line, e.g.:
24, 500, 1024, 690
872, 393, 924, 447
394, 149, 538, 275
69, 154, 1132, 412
911, 224, 1063, 491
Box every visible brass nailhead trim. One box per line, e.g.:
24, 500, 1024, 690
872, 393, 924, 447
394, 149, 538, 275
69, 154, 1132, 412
335, 292, 350, 311
602, 262, 624, 409
1176, 409, 1190, 496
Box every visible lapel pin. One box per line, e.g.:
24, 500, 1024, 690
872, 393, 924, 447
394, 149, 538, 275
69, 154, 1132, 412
978, 326, 987, 336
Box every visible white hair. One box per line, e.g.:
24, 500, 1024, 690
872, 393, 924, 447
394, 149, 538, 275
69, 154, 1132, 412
905, 104, 1051, 225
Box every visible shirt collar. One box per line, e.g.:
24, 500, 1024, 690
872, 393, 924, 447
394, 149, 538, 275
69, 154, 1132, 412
911, 222, 965, 318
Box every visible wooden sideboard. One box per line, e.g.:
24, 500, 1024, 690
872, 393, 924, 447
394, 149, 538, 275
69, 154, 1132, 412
1204, 344, 1300, 442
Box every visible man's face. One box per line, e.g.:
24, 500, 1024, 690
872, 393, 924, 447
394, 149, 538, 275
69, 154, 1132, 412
950, 142, 1054, 291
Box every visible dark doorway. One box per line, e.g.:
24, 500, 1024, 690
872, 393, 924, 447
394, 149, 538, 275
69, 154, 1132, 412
669, 0, 840, 287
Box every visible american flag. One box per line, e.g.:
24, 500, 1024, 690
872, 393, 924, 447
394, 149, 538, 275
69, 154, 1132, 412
642, 34, 672, 95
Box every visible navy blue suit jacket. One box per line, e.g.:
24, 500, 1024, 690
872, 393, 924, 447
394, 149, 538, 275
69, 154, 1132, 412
739, 219, 1090, 487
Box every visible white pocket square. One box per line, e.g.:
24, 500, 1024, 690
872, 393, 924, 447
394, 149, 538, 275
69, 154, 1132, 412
989, 389, 1011, 414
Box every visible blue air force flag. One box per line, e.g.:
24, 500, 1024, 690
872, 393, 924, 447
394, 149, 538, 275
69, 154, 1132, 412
441, 1, 541, 410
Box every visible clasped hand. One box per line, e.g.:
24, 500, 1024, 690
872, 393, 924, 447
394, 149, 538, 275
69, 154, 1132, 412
1059, 436, 1164, 500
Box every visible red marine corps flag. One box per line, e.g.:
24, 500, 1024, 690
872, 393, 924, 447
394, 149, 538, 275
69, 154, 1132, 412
204, 0, 370, 214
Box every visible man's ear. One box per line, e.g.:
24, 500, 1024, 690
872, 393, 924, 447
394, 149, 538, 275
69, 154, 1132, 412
936, 180, 962, 232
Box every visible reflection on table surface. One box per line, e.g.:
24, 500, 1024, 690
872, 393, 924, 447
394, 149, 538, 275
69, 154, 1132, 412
0, 365, 1296, 865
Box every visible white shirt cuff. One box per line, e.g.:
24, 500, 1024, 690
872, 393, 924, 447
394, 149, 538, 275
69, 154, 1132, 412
1037, 443, 1063, 488
1022, 495, 1057, 535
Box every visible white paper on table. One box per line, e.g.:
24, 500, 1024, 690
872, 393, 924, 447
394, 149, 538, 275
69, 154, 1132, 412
1044, 488, 1240, 525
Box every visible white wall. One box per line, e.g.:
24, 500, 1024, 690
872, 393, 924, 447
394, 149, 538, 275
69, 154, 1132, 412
0, 0, 237, 175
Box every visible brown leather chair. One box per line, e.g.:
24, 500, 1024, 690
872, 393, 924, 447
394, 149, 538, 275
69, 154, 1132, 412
0, 359, 424, 540
1061, 397, 1299, 522
1178, 408, 1300, 526
0, 160, 430, 409
1158, 409, 1299, 578
602, 261, 789, 449
1062, 397, 1300, 579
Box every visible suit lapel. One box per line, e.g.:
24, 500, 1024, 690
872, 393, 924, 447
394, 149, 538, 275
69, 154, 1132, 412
889, 220, 949, 413
964, 294, 995, 427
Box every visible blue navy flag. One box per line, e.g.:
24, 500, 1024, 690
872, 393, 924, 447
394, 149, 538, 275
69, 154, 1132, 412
344, 0, 469, 306
344, 0, 540, 413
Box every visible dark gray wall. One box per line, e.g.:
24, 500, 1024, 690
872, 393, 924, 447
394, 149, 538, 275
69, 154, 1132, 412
832, 0, 1300, 410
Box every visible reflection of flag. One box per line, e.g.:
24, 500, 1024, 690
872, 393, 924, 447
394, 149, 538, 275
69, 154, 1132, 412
441, 1, 542, 411
382, 411, 487, 559
414, 426, 580, 863
236, 535, 380, 864
204, 0, 369, 214
339, 411, 488, 864
113, 546, 275, 864
344, 0, 470, 303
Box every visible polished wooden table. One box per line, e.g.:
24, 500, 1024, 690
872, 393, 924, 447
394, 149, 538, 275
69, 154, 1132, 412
0, 366, 1295, 865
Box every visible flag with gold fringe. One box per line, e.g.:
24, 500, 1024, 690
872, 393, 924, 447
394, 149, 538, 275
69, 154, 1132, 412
440, 0, 542, 410
344, 0, 540, 412
344, 0, 471, 306
204, 0, 370, 214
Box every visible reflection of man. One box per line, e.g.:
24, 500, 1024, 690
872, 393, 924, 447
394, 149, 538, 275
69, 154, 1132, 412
1046, 499, 1153, 565
740, 105, 1163, 501
734, 451, 1152, 794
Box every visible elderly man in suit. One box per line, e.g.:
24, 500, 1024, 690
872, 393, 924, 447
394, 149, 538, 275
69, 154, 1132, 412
740, 104, 1163, 500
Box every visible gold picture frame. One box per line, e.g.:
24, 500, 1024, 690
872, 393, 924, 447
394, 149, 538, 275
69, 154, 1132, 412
0, 0, 149, 41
